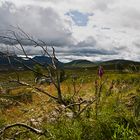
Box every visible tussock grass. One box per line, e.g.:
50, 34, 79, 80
0, 70, 140, 139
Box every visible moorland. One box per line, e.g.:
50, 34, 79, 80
0, 56, 140, 140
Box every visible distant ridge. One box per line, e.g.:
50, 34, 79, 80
33, 56, 52, 64
64, 59, 140, 71
33, 56, 63, 67
0, 53, 139, 71
98, 59, 140, 71
64, 59, 94, 67
100, 59, 140, 64
0, 54, 63, 71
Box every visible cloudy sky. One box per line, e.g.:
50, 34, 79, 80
0, 0, 140, 62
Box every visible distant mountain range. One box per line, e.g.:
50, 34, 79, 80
0, 54, 63, 71
0, 53, 140, 71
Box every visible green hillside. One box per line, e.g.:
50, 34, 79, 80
64, 59, 140, 72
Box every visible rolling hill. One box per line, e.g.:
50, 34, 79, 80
0, 52, 140, 72
64, 59, 140, 71
64, 59, 95, 68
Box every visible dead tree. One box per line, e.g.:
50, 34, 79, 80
0, 28, 96, 134
0, 28, 97, 138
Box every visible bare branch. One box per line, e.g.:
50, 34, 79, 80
64, 100, 86, 109
0, 123, 45, 136
9, 79, 58, 100
75, 98, 96, 118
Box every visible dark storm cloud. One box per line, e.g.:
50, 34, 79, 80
73, 49, 117, 55
54, 36, 118, 57
56, 49, 117, 56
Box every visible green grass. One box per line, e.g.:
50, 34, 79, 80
0, 69, 140, 139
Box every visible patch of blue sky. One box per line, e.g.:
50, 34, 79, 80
66, 10, 93, 26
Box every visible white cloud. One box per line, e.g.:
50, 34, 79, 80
0, 2, 75, 46
0, 0, 140, 62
